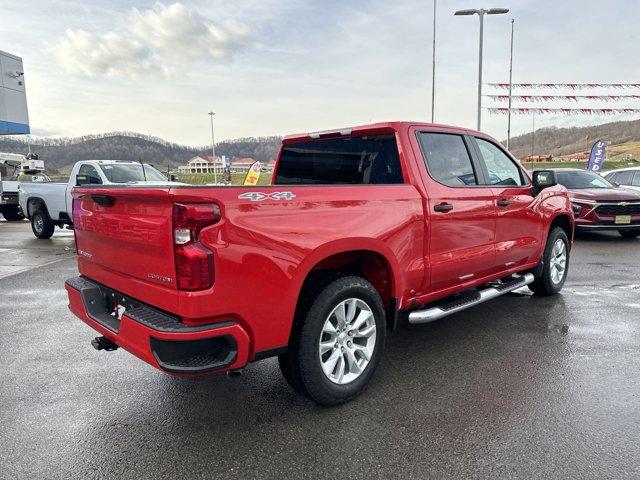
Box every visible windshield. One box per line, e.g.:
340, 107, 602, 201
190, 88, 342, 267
556, 170, 614, 189
98, 163, 167, 183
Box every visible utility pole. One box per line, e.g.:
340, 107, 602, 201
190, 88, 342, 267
208, 111, 217, 184
431, 0, 437, 122
506, 18, 514, 149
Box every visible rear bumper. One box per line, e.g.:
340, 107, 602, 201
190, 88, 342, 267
65, 276, 250, 375
1, 191, 19, 205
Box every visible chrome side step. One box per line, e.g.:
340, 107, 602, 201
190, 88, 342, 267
408, 273, 535, 325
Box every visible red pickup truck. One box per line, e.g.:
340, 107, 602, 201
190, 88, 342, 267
65, 122, 574, 405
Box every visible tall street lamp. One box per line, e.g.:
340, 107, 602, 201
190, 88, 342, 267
507, 18, 514, 149
454, 7, 509, 131
431, 0, 437, 123
208, 111, 218, 184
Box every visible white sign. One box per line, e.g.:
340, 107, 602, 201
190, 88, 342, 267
0, 50, 29, 135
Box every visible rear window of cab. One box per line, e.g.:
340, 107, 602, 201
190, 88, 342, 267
274, 135, 404, 185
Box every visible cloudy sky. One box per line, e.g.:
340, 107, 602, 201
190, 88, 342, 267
1, 0, 638, 145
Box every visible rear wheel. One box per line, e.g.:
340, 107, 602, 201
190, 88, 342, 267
618, 229, 640, 239
0, 205, 25, 221
31, 209, 55, 239
529, 227, 570, 296
279, 276, 386, 405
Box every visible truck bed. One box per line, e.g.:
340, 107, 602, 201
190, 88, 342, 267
72, 184, 425, 353
19, 182, 67, 219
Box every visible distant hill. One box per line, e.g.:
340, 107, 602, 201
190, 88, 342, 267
2, 119, 639, 174
0, 131, 282, 174
506, 119, 640, 159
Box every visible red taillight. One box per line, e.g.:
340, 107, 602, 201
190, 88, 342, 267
172, 203, 220, 291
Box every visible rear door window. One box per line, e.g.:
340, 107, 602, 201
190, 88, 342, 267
274, 135, 403, 185
417, 133, 478, 186
78, 164, 102, 185
475, 138, 524, 186
632, 171, 640, 187
613, 170, 634, 185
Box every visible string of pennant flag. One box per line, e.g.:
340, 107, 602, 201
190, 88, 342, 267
487, 108, 640, 115
486, 83, 640, 90
486, 83, 640, 115
485, 95, 640, 102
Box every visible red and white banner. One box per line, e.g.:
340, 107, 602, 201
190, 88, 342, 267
487, 108, 640, 115
485, 95, 640, 102
487, 83, 640, 90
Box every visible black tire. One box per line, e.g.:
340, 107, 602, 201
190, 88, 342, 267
277, 352, 308, 397
31, 209, 55, 239
529, 227, 570, 296
618, 229, 640, 239
0, 206, 25, 221
280, 276, 386, 406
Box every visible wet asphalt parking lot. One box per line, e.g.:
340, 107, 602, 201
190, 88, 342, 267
1, 219, 640, 479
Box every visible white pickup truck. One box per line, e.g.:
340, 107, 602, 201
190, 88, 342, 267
19, 160, 178, 238
1, 153, 45, 221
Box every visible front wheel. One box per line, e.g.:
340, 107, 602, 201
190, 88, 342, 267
280, 276, 386, 405
31, 209, 55, 239
618, 229, 640, 239
529, 227, 570, 296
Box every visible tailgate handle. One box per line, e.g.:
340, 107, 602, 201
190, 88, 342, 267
91, 195, 115, 207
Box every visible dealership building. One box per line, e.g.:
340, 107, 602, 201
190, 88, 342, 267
178, 155, 275, 174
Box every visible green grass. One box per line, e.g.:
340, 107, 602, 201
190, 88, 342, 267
177, 172, 273, 186
43, 171, 274, 186
47, 157, 640, 186
521, 159, 639, 171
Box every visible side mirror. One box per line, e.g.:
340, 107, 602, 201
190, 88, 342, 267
532, 170, 557, 195
169, 174, 178, 182
76, 174, 89, 186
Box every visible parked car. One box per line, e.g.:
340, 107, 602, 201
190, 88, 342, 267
65, 122, 574, 405
19, 160, 180, 238
554, 168, 640, 238
602, 167, 640, 192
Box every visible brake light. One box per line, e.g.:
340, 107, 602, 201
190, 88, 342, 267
172, 203, 221, 290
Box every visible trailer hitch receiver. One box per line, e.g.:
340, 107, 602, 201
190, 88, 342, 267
91, 336, 119, 351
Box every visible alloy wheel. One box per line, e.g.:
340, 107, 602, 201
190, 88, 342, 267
318, 298, 377, 385
550, 238, 567, 284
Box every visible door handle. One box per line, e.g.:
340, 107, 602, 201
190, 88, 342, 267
434, 202, 454, 212
497, 199, 512, 207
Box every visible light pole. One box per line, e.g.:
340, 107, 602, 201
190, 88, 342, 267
454, 7, 509, 131
431, 0, 437, 122
507, 18, 514, 149
208, 111, 217, 184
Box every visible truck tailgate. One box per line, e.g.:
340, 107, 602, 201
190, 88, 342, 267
72, 187, 176, 289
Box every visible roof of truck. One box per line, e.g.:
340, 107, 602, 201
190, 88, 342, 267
283, 121, 483, 144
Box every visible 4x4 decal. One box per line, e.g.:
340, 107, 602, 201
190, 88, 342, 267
238, 191, 296, 202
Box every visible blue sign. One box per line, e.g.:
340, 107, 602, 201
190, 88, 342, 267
586, 139, 607, 172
